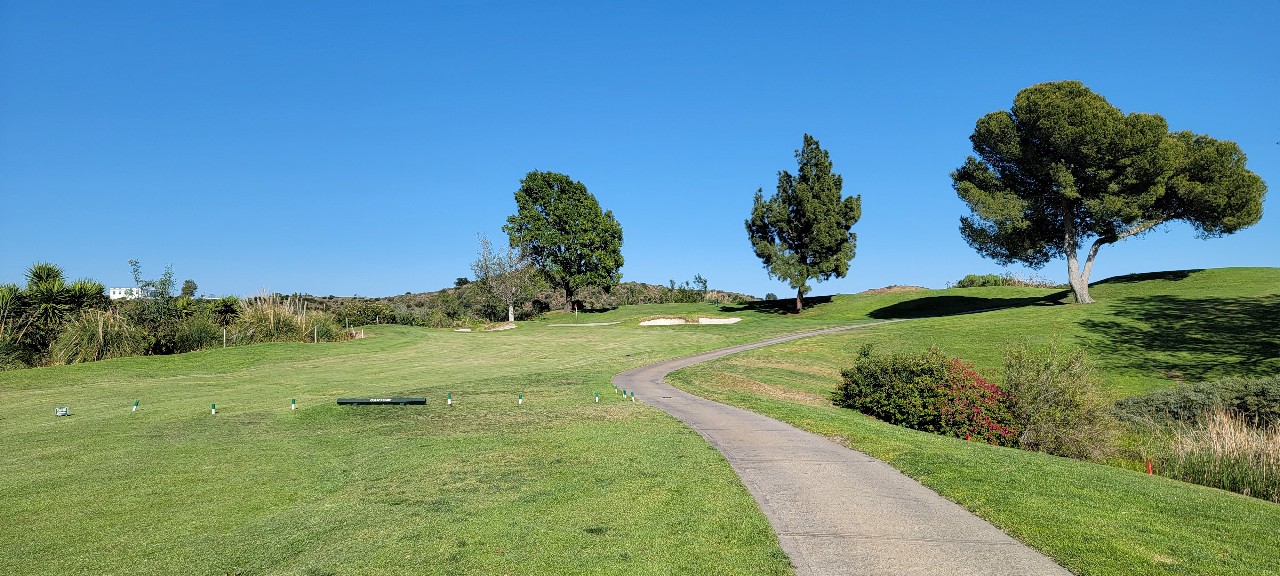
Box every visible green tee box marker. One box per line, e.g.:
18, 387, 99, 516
211, 403, 216, 415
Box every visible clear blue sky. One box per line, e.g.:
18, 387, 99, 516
3, 1, 1277, 298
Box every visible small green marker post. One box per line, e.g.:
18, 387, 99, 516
595, 391, 599, 403
132, 400, 139, 413
291, 398, 296, 411
518, 393, 523, 406
211, 403, 217, 415
630, 391, 635, 402
447, 393, 452, 407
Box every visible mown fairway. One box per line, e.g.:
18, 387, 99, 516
0, 309, 830, 576
2, 268, 1277, 575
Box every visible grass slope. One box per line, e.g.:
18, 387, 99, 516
667, 267, 1280, 576
2, 267, 1276, 574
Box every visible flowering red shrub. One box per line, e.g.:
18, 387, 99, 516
937, 358, 1019, 446
836, 347, 1018, 447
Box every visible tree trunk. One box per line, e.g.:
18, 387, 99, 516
795, 287, 804, 312
1063, 217, 1094, 304
563, 286, 574, 313
1066, 249, 1093, 304
508, 304, 515, 323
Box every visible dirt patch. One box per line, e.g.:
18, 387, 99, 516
716, 373, 829, 406
859, 285, 927, 295
726, 357, 842, 380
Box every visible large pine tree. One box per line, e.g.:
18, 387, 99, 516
953, 81, 1267, 303
746, 134, 862, 312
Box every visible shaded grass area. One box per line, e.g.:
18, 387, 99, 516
669, 352, 1280, 576
793, 268, 1280, 398
1078, 293, 1280, 382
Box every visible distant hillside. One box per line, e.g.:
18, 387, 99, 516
301, 280, 757, 327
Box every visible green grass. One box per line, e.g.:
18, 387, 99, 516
0, 319, 812, 575
2, 267, 1277, 574
664, 268, 1280, 576
779, 267, 1278, 398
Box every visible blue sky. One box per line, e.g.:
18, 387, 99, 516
3, 1, 1277, 298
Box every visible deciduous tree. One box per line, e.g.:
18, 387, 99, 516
746, 134, 862, 312
953, 81, 1267, 303
503, 171, 624, 312
471, 233, 539, 322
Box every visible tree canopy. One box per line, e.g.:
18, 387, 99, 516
746, 134, 862, 312
502, 170, 624, 312
953, 80, 1267, 303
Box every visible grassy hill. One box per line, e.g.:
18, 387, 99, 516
667, 267, 1280, 575
1, 267, 1276, 575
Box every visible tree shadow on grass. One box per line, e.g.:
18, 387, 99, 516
719, 296, 834, 315
1078, 294, 1280, 382
866, 292, 1067, 320
1092, 269, 1202, 285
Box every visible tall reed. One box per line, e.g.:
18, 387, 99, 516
49, 309, 147, 364
229, 293, 348, 345
1160, 409, 1280, 503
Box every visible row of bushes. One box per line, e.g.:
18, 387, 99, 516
834, 344, 1113, 460
1116, 376, 1280, 426
42, 293, 350, 366
1, 260, 354, 369
314, 277, 755, 330
835, 345, 1280, 502
950, 273, 1060, 289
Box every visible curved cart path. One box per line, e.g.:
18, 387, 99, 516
612, 323, 1070, 576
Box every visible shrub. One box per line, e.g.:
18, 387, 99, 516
1116, 376, 1280, 427
1003, 344, 1116, 461
49, 309, 147, 364
173, 314, 222, 353
952, 273, 1059, 288
1157, 409, 1280, 503
954, 273, 1007, 288
835, 346, 1018, 446
337, 300, 397, 326
230, 293, 347, 345
939, 358, 1020, 445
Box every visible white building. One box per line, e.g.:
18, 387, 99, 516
109, 287, 159, 300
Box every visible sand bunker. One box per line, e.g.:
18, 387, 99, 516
639, 317, 742, 326
548, 321, 622, 327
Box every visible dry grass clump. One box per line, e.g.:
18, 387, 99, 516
230, 293, 348, 344
1161, 409, 1280, 503
49, 309, 147, 364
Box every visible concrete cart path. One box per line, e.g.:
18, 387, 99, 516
612, 323, 1071, 576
